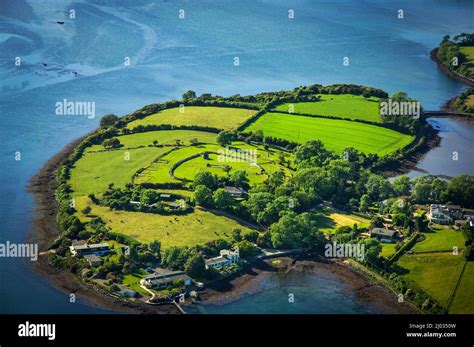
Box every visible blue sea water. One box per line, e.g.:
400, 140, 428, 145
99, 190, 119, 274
0, 0, 473, 313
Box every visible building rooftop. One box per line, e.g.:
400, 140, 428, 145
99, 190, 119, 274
83, 254, 101, 262
143, 271, 191, 286
371, 228, 398, 238
72, 243, 109, 251
224, 186, 244, 194
205, 256, 229, 266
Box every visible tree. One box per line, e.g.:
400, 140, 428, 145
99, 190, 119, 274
392, 175, 411, 196
234, 240, 258, 258
359, 194, 371, 213
270, 212, 324, 250
141, 189, 160, 205
445, 175, 474, 208
213, 188, 234, 210
232, 229, 242, 242
229, 170, 248, 187
184, 253, 206, 279
149, 240, 161, 255
222, 165, 232, 176
193, 185, 213, 207
294, 140, 334, 168
267, 171, 285, 191
102, 138, 121, 149
100, 114, 118, 128
243, 230, 259, 243
366, 174, 392, 201
358, 238, 381, 264
216, 130, 235, 146
81, 206, 92, 215
193, 171, 217, 190
370, 216, 385, 229
182, 90, 197, 101
152, 140, 159, 146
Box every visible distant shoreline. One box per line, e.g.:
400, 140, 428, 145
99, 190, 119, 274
430, 47, 474, 88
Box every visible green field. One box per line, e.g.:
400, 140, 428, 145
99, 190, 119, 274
274, 94, 382, 122
76, 196, 253, 248
127, 106, 256, 130
174, 152, 266, 185
413, 227, 466, 253
86, 130, 217, 152
134, 142, 289, 186
69, 147, 170, 196
314, 212, 370, 234
398, 253, 465, 307
381, 243, 397, 258
244, 112, 413, 155
449, 261, 474, 313
460, 46, 474, 76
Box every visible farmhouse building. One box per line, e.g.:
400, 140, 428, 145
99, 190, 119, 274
83, 254, 102, 267
224, 186, 245, 198
205, 249, 240, 269
69, 243, 110, 257
140, 271, 192, 289
370, 228, 400, 243
429, 204, 452, 225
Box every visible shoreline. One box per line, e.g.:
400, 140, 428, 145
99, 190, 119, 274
196, 257, 419, 314
429, 48, 474, 88
26, 132, 180, 314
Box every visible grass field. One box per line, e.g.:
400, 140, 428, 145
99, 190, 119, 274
174, 152, 266, 185
69, 147, 170, 196
134, 142, 289, 185
316, 212, 370, 234
398, 253, 465, 307
244, 112, 413, 155
449, 261, 474, 313
413, 226, 466, 253
75, 196, 253, 248
381, 243, 397, 258
274, 94, 382, 122
460, 46, 474, 76
86, 130, 217, 152
127, 106, 256, 130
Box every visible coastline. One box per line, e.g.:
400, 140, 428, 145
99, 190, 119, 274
196, 257, 419, 314
429, 48, 474, 88
26, 132, 180, 314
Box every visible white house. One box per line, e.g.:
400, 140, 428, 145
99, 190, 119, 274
205, 249, 240, 269
429, 204, 452, 225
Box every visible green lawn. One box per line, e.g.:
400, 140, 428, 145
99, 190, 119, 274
316, 212, 370, 234
398, 253, 465, 307
460, 46, 474, 76
174, 152, 267, 185
244, 112, 413, 155
134, 142, 290, 186
76, 196, 254, 248
413, 226, 466, 253
449, 261, 474, 314
86, 130, 217, 152
381, 243, 398, 258
69, 147, 170, 196
274, 94, 382, 122
127, 106, 256, 130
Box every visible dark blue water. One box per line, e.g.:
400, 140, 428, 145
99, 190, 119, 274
200, 270, 390, 314
0, 0, 473, 313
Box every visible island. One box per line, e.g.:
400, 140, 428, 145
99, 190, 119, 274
33, 83, 474, 314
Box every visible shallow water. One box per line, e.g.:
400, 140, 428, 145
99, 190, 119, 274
0, 0, 473, 313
